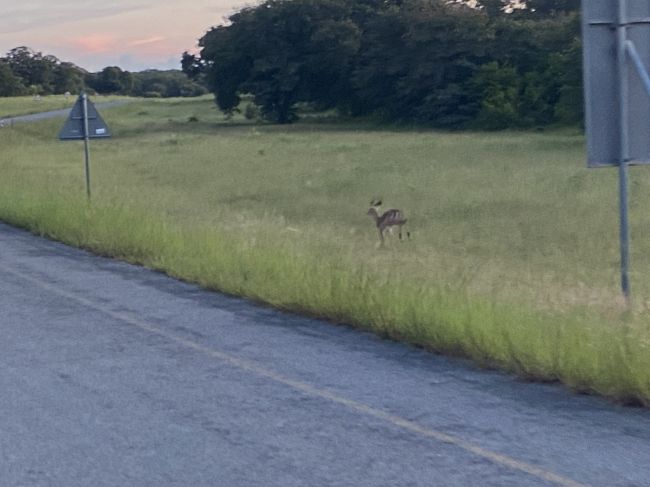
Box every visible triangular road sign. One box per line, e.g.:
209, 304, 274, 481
59, 94, 112, 140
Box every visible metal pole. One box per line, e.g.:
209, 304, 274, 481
617, 0, 631, 301
625, 40, 650, 98
82, 92, 91, 200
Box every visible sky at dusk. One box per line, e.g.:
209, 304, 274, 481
0, 0, 253, 72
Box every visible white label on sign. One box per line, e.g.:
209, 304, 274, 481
96, 128, 106, 135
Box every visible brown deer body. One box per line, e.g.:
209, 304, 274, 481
367, 200, 409, 245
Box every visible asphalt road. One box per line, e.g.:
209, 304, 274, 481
0, 100, 129, 126
1, 221, 649, 487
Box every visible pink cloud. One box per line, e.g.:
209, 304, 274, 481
66, 33, 173, 62
71, 34, 117, 54
130, 36, 166, 47
0, 1, 253, 71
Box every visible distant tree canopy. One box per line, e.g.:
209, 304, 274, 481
0, 46, 208, 98
86, 67, 208, 98
0, 47, 85, 96
189, 0, 582, 128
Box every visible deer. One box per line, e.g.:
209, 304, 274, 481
367, 199, 409, 245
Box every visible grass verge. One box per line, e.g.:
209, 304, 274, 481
1, 181, 649, 406
1, 97, 650, 406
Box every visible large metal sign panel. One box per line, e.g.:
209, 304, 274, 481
582, 1, 650, 167
59, 95, 112, 140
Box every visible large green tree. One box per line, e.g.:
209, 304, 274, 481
5, 47, 57, 93
352, 0, 492, 126
197, 0, 362, 123
0, 47, 89, 96
86, 66, 134, 94
522, 0, 580, 17
188, 0, 583, 128
52, 62, 85, 94
482, 9, 581, 127
0, 61, 26, 96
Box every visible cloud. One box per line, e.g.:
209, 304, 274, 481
73, 51, 180, 72
0, 2, 150, 34
68, 34, 170, 60
62, 33, 177, 70
0, 0, 252, 71
70, 34, 118, 54
130, 36, 166, 47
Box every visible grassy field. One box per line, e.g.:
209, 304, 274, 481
1, 96, 650, 405
0, 94, 128, 118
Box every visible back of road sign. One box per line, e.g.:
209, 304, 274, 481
582, 1, 650, 167
59, 95, 111, 140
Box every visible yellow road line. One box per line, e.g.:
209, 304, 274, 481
2, 263, 590, 487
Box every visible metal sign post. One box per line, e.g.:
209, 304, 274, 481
82, 93, 92, 199
59, 91, 112, 200
616, 0, 631, 299
582, 0, 650, 301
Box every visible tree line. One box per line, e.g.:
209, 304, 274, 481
0, 46, 207, 98
184, 0, 581, 129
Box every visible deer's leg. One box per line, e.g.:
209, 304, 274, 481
378, 227, 385, 246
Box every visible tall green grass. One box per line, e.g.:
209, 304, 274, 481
1, 97, 650, 405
